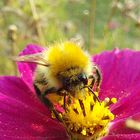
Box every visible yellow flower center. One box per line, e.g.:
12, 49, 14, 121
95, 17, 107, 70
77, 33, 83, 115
62, 91, 116, 140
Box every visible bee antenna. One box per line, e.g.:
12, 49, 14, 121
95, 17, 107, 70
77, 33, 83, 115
83, 86, 100, 103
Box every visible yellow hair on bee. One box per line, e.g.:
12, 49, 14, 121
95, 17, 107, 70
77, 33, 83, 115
37, 42, 92, 88
47, 42, 91, 75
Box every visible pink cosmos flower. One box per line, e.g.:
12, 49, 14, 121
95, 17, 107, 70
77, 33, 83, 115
0, 44, 140, 140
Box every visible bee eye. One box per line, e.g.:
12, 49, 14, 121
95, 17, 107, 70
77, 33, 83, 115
63, 78, 70, 87
78, 73, 88, 85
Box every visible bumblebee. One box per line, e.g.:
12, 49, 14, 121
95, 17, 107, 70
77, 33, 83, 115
14, 42, 101, 121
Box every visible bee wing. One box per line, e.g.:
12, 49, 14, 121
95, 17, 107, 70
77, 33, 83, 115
12, 53, 50, 66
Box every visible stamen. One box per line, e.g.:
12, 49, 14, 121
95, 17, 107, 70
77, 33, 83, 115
73, 108, 79, 114
102, 116, 110, 120
90, 102, 94, 111
78, 99, 86, 117
104, 97, 117, 107
62, 90, 116, 140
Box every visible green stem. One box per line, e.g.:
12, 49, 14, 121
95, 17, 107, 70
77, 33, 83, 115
11, 42, 18, 76
89, 0, 96, 50
29, 0, 46, 46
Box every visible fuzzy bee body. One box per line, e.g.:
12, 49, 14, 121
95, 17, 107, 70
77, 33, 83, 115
14, 42, 101, 121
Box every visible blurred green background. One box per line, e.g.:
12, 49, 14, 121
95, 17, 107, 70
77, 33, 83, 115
0, 0, 140, 75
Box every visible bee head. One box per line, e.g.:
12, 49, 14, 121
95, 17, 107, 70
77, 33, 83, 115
78, 73, 88, 85
61, 73, 88, 91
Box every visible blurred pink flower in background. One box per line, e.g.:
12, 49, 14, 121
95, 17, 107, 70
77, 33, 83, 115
108, 20, 120, 30
0, 44, 140, 140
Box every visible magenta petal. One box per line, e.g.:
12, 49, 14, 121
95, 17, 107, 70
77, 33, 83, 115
111, 84, 140, 120
108, 112, 140, 135
0, 76, 68, 139
0, 93, 68, 139
92, 49, 140, 100
17, 44, 44, 89
102, 134, 140, 140
0, 76, 49, 115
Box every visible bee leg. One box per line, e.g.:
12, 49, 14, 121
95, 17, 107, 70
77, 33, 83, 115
88, 77, 101, 102
33, 83, 42, 97
41, 94, 63, 122
92, 65, 102, 92
88, 86, 100, 103
43, 87, 58, 95
63, 94, 66, 111
43, 87, 67, 109
88, 75, 95, 89
67, 95, 72, 105
56, 89, 68, 112
33, 84, 62, 122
